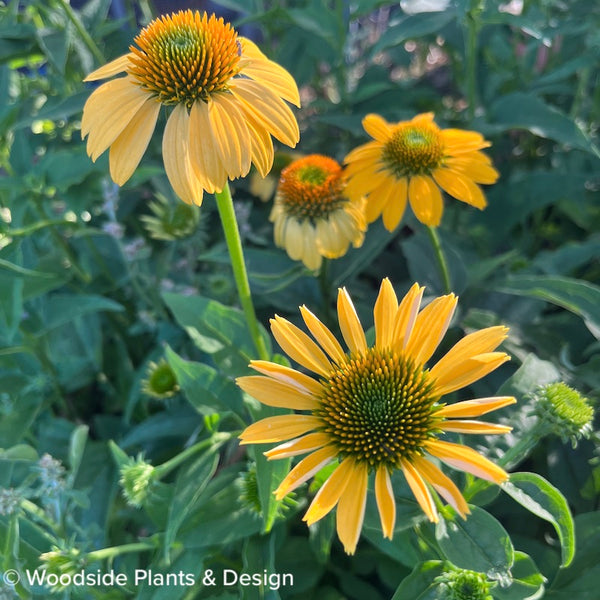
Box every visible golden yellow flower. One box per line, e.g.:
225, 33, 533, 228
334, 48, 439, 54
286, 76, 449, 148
238, 279, 515, 554
344, 113, 499, 230
81, 10, 300, 205
270, 154, 366, 270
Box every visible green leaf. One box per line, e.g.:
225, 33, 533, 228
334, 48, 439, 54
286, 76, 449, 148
436, 506, 514, 582
165, 346, 247, 418
163, 440, 223, 562
391, 561, 448, 600
68, 425, 89, 483
497, 353, 560, 398
546, 513, 600, 599
374, 11, 456, 52
29, 293, 123, 336
492, 552, 546, 600
502, 473, 575, 567
163, 292, 271, 375
496, 275, 600, 339
489, 93, 599, 156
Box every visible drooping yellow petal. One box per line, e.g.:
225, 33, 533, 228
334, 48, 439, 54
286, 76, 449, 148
274, 446, 338, 500
270, 316, 332, 377
239, 38, 300, 106
402, 459, 438, 522
426, 439, 509, 484
82, 77, 149, 161
162, 103, 204, 206
208, 93, 252, 179
391, 282, 424, 352
432, 168, 487, 209
239, 414, 321, 444
300, 306, 347, 364
109, 97, 160, 185
264, 433, 331, 460
241, 105, 275, 178
249, 360, 323, 396
408, 175, 443, 226
345, 166, 390, 198
439, 420, 512, 435
381, 178, 408, 230
237, 376, 318, 411
231, 78, 299, 147
433, 352, 511, 397
436, 396, 516, 419
303, 458, 355, 526
189, 100, 227, 193
412, 455, 470, 518
362, 113, 392, 142
405, 294, 457, 366
374, 278, 399, 351
375, 466, 396, 539
364, 178, 400, 224
336, 461, 368, 554
84, 53, 133, 81
337, 288, 367, 354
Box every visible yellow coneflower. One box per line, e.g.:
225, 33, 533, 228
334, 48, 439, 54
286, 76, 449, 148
344, 113, 499, 230
238, 279, 515, 554
270, 154, 366, 270
81, 10, 300, 205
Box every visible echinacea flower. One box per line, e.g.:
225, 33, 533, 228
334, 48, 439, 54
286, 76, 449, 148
344, 113, 499, 230
238, 279, 514, 554
82, 10, 300, 205
270, 154, 367, 270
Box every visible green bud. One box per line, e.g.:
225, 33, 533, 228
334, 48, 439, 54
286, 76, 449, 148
141, 194, 201, 241
39, 547, 84, 591
239, 464, 297, 518
119, 457, 157, 507
142, 359, 179, 399
534, 382, 594, 447
437, 567, 493, 600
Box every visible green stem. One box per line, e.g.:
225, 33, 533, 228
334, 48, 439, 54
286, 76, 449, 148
464, 2, 482, 120
56, 0, 105, 65
318, 258, 335, 328
215, 183, 269, 361
425, 226, 452, 294
463, 422, 546, 502
154, 432, 232, 479
87, 542, 156, 563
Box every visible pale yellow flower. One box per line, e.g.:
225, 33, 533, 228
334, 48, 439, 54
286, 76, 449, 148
239, 279, 514, 554
82, 11, 300, 205
345, 113, 499, 229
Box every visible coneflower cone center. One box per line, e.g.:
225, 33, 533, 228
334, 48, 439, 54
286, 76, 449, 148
315, 349, 437, 469
383, 125, 444, 177
128, 10, 240, 106
278, 156, 347, 220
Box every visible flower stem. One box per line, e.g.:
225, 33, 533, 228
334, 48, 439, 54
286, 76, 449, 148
425, 226, 452, 294
318, 258, 336, 328
463, 422, 546, 502
464, 1, 483, 120
154, 432, 232, 479
214, 184, 269, 361
87, 542, 156, 563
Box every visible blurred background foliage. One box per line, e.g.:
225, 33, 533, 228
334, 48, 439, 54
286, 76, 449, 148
0, 0, 599, 598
